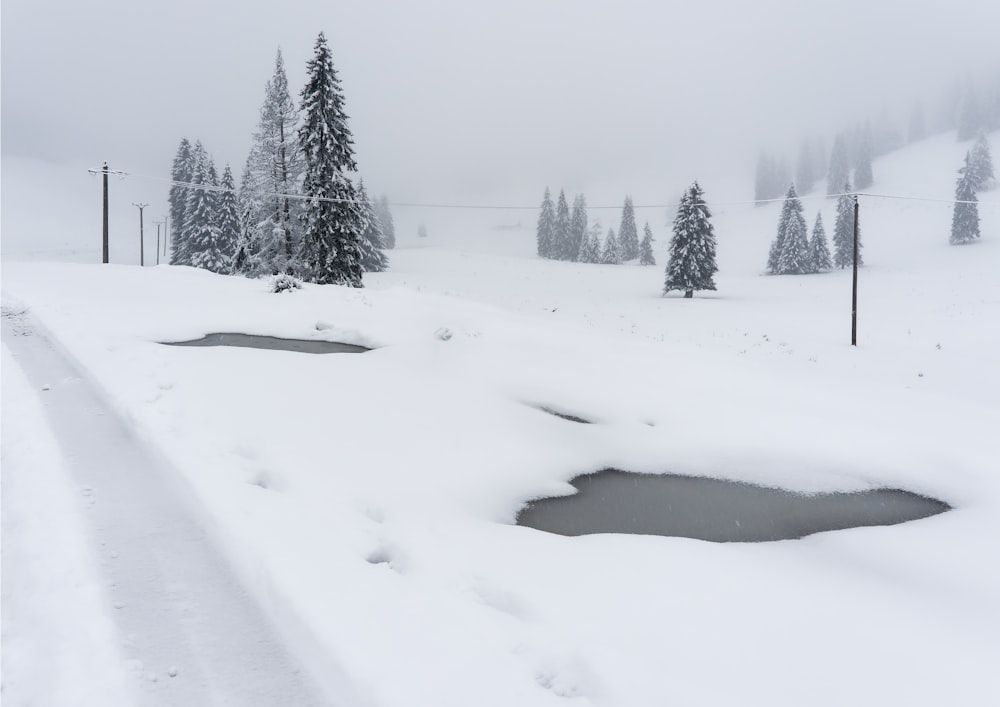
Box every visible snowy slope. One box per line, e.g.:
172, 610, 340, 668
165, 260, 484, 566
2, 131, 999, 706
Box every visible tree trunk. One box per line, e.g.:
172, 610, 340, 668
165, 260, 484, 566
684, 289, 693, 298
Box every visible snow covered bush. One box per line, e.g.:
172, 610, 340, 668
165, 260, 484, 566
270, 273, 303, 293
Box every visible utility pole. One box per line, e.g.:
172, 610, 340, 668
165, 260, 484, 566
87, 163, 127, 264
851, 194, 860, 347
132, 202, 149, 266
153, 219, 166, 265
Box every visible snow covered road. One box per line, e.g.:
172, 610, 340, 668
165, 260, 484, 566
2, 309, 330, 706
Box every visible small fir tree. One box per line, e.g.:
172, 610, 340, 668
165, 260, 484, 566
950, 167, 981, 245
568, 194, 588, 261
618, 196, 639, 260
808, 212, 832, 272
536, 187, 556, 258
215, 164, 241, 269
232, 157, 261, 275
356, 180, 389, 273
601, 228, 621, 264
553, 190, 571, 259
185, 159, 227, 273
832, 184, 862, 269
578, 223, 603, 263
774, 184, 810, 275
965, 131, 995, 190
639, 222, 656, 265
168, 138, 195, 264
827, 134, 851, 196
374, 196, 396, 249
664, 182, 717, 298
298, 32, 365, 286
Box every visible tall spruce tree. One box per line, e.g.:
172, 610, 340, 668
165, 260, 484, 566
298, 32, 365, 287
601, 227, 621, 264
832, 184, 862, 269
827, 134, 851, 196
664, 182, 717, 298
808, 212, 832, 272
174, 141, 209, 266
184, 158, 227, 272
965, 131, 995, 190
536, 187, 556, 258
374, 196, 396, 249
618, 196, 639, 260
568, 194, 588, 261
356, 180, 389, 273
215, 164, 240, 270
774, 184, 810, 275
553, 190, 571, 260
950, 164, 981, 245
639, 222, 656, 265
232, 157, 261, 275
168, 138, 195, 264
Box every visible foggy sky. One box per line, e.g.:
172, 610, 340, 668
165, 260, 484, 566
3, 0, 999, 207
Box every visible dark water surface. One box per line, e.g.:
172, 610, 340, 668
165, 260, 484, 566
516, 470, 949, 542
162, 333, 369, 354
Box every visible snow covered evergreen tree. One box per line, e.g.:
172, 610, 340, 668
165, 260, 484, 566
577, 222, 602, 263
232, 157, 261, 275
356, 180, 388, 273
553, 189, 571, 259
950, 166, 981, 245
618, 196, 639, 260
298, 32, 365, 287
374, 196, 396, 249
854, 127, 874, 190
767, 184, 809, 275
536, 187, 556, 258
184, 157, 227, 273
568, 194, 588, 261
965, 131, 995, 190
639, 222, 656, 265
809, 212, 832, 272
663, 182, 717, 298
827, 134, 850, 196
168, 138, 195, 264
832, 185, 862, 269
173, 141, 210, 266
214, 164, 240, 270
601, 228, 621, 264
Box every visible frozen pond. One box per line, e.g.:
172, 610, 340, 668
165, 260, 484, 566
162, 333, 369, 354
516, 470, 950, 542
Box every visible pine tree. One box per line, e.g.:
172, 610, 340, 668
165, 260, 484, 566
184, 158, 227, 273
766, 184, 793, 274
168, 138, 195, 265
553, 189, 571, 259
639, 222, 656, 265
618, 196, 639, 260
965, 131, 995, 190
248, 49, 304, 275
232, 157, 261, 275
601, 228, 621, 264
771, 184, 810, 275
374, 196, 396, 249
827, 134, 850, 196
355, 180, 388, 272
950, 166, 981, 245
174, 141, 210, 266
536, 187, 556, 258
215, 164, 240, 270
832, 184, 862, 269
664, 182, 717, 298
808, 212, 832, 272
854, 126, 874, 190
568, 194, 588, 261
298, 32, 365, 287
578, 222, 602, 263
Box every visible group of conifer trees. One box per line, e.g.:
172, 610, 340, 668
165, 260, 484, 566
535, 190, 655, 266
168, 34, 394, 287
951, 130, 995, 245
766, 184, 859, 275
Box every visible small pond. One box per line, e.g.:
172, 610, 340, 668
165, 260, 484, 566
162, 333, 369, 354
516, 469, 949, 542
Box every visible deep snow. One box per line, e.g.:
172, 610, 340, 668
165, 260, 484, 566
2, 130, 999, 705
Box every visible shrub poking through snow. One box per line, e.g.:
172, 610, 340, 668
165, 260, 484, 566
270, 273, 303, 293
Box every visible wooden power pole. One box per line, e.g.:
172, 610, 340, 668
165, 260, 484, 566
851, 195, 860, 347
132, 202, 149, 266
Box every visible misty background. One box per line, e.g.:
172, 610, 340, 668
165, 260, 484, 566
3, 0, 999, 260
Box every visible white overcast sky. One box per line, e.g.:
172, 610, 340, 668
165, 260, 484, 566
3, 0, 999, 206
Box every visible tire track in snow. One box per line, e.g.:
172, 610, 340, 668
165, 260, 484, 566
2, 310, 331, 706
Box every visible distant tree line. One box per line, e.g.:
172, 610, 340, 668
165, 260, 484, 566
535, 190, 655, 265
168, 35, 394, 287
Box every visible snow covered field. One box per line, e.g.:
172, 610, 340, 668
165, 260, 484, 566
3, 132, 999, 705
